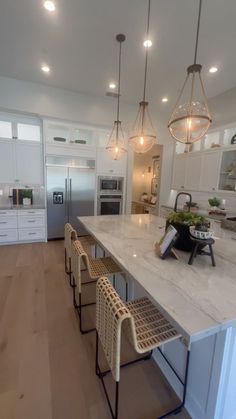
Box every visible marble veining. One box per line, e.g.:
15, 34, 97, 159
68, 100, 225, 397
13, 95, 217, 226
79, 214, 236, 343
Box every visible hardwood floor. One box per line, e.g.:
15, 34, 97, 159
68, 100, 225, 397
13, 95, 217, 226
0, 241, 190, 419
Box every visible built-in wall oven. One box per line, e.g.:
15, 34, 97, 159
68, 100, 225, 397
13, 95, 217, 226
97, 176, 124, 215
97, 194, 123, 215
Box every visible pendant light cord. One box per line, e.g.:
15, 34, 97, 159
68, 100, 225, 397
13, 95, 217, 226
116, 40, 122, 122
143, 0, 151, 102
193, 0, 202, 64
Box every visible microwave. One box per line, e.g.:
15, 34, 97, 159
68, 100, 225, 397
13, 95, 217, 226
98, 176, 123, 193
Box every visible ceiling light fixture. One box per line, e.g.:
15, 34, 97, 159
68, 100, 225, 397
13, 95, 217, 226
41, 65, 50, 73
162, 97, 168, 103
43, 1, 56, 12
168, 0, 212, 144
144, 39, 152, 48
106, 34, 127, 160
109, 83, 116, 89
209, 66, 218, 73
129, 0, 156, 154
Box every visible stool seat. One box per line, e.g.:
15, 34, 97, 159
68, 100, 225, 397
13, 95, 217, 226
89, 257, 122, 279
126, 297, 181, 353
79, 235, 97, 255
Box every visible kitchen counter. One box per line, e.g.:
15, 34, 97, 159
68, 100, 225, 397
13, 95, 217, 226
79, 214, 236, 343
0, 205, 45, 210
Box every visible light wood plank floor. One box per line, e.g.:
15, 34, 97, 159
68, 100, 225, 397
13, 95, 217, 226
0, 241, 190, 419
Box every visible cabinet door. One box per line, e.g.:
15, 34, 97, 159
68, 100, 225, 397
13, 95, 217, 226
199, 151, 221, 192
185, 154, 202, 191
15, 143, 43, 185
0, 142, 15, 183
171, 155, 187, 190
96, 148, 127, 175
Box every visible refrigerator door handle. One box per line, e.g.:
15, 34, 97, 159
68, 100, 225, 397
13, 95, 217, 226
69, 178, 72, 216
65, 178, 68, 217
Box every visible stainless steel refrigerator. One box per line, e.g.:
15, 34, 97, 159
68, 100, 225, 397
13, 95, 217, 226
46, 158, 95, 239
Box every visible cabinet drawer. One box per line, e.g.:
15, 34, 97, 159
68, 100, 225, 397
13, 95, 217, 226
0, 210, 17, 216
0, 215, 17, 228
17, 209, 45, 216
0, 229, 18, 243
18, 215, 45, 228
18, 228, 45, 241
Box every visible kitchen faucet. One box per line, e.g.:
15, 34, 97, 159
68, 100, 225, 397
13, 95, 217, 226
174, 192, 192, 212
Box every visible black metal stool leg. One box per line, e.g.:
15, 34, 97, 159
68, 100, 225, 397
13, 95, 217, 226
209, 244, 216, 267
188, 243, 198, 265
158, 349, 190, 419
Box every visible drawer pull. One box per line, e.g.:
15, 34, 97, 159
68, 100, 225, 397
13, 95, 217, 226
28, 220, 36, 223
29, 233, 36, 235
0, 234, 8, 237
0, 212, 7, 215
0, 221, 7, 224
27, 211, 35, 214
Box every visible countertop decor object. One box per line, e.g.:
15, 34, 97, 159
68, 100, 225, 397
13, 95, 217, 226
128, 0, 156, 153
167, 211, 208, 251
230, 134, 236, 144
168, 0, 212, 144
106, 34, 127, 160
190, 226, 213, 240
188, 237, 216, 266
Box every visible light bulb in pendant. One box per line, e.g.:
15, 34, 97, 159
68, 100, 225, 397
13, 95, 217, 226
187, 118, 192, 130
140, 136, 144, 145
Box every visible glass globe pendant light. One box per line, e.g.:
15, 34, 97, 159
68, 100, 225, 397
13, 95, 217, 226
106, 34, 127, 160
168, 0, 212, 144
129, 0, 156, 154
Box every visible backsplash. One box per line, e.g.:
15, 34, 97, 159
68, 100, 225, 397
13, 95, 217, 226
0, 185, 45, 207
166, 189, 236, 214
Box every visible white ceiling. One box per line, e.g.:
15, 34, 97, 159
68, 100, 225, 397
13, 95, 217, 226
0, 0, 236, 109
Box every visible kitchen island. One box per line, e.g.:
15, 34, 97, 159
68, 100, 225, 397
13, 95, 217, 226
79, 214, 236, 419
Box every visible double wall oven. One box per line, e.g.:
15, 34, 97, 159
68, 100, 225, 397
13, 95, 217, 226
97, 176, 124, 215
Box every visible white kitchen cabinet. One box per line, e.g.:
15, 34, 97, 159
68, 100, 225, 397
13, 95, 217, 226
0, 142, 15, 183
185, 153, 202, 191
96, 147, 127, 175
199, 151, 221, 192
15, 143, 43, 185
171, 154, 187, 190
0, 209, 46, 245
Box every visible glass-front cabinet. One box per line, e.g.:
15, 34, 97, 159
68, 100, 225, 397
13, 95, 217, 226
218, 150, 236, 192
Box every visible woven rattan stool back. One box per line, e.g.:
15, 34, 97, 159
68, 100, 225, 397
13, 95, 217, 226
96, 277, 131, 382
71, 240, 88, 293
64, 223, 78, 271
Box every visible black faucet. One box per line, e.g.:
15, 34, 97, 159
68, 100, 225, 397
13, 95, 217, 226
174, 192, 192, 212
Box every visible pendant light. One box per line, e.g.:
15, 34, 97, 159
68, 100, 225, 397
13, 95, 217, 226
129, 0, 156, 154
106, 34, 127, 160
168, 0, 212, 144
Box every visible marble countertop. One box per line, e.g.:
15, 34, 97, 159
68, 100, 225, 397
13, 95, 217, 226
79, 214, 236, 344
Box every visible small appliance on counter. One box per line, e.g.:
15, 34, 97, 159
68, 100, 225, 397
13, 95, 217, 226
12, 189, 33, 206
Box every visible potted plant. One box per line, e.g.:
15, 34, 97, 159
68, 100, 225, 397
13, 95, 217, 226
208, 197, 221, 210
21, 189, 32, 206
166, 211, 209, 251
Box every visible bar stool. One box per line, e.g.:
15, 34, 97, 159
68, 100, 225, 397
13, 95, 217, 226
71, 240, 128, 334
64, 223, 97, 287
95, 277, 191, 419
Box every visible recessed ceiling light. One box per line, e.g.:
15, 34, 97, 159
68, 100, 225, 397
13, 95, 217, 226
209, 67, 218, 73
41, 65, 50, 73
143, 39, 152, 48
162, 97, 168, 102
109, 83, 116, 89
43, 1, 56, 12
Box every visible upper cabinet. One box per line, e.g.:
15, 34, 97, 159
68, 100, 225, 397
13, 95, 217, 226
172, 122, 236, 194
171, 154, 187, 190
96, 148, 127, 176
199, 151, 221, 192
0, 113, 43, 186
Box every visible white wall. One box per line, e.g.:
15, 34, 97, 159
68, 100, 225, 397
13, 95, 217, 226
0, 75, 136, 128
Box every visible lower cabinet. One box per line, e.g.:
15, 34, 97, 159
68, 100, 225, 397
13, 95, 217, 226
0, 209, 46, 245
